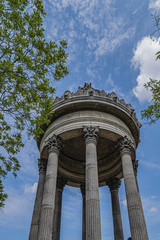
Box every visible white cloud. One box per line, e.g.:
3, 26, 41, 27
141, 160, 160, 170
142, 196, 160, 218
45, 0, 135, 62
68, 83, 79, 92
62, 186, 82, 228
132, 36, 160, 103
95, 26, 135, 59
17, 135, 39, 177
121, 199, 127, 207
143, 197, 159, 212
149, 206, 158, 213
0, 187, 35, 229
105, 74, 125, 98
149, 0, 160, 10
25, 182, 38, 194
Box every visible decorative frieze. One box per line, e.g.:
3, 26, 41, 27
53, 83, 142, 129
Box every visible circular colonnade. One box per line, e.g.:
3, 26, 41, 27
29, 83, 148, 240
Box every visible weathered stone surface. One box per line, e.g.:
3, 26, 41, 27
80, 184, 86, 240
38, 136, 62, 240
52, 176, 65, 240
133, 159, 139, 176
118, 137, 148, 240
29, 158, 47, 240
45, 135, 63, 154
107, 178, 124, 240
39, 108, 136, 186
52, 83, 141, 130
83, 126, 101, 240
29, 84, 148, 240
83, 126, 99, 143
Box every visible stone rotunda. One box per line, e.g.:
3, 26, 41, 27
29, 83, 148, 240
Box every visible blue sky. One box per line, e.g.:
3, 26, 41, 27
0, 0, 160, 239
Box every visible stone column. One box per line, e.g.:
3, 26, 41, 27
80, 184, 86, 240
38, 135, 63, 240
29, 158, 47, 240
83, 126, 101, 240
107, 178, 124, 240
133, 159, 147, 232
52, 176, 65, 240
118, 136, 148, 240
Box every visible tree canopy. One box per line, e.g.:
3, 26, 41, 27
141, 14, 160, 124
0, 0, 68, 207
141, 79, 160, 124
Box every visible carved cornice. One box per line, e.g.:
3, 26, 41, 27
116, 136, 134, 156
53, 83, 142, 129
107, 178, 121, 191
38, 158, 47, 173
82, 126, 99, 144
45, 134, 63, 154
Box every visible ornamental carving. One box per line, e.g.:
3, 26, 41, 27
133, 159, 139, 176
107, 178, 121, 191
45, 134, 63, 153
38, 158, 47, 173
116, 136, 134, 153
56, 175, 66, 190
83, 126, 99, 142
52, 83, 142, 129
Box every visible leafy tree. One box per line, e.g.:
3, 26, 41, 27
0, 0, 68, 207
141, 14, 160, 124
141, 79, 160, 124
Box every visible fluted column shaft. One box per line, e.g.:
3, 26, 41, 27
29, 158, 47, 240
80, 185, 86, 240
108, 178, 124, 240
118, 137, 148, 240
83, 126, 101, 240
38, 135, 63, 240
52, 176, 65, 240
133, 159, 147, 228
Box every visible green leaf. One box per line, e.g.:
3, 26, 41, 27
0, 0, 69, 207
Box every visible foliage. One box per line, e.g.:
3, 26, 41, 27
141, 79, 160, 124
0, 0, 68, 207
152, 13, 160, 60
141, 13, 160, 124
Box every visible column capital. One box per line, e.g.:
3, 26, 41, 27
38, 158, 47, 173
45, 134, 63, 154
133, 159, 139, 176
107, 178, 121, 191
82, 126, 99, 144
80, 184, 85, 196
56, 175, 66, 191
116, 136, 134, 156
